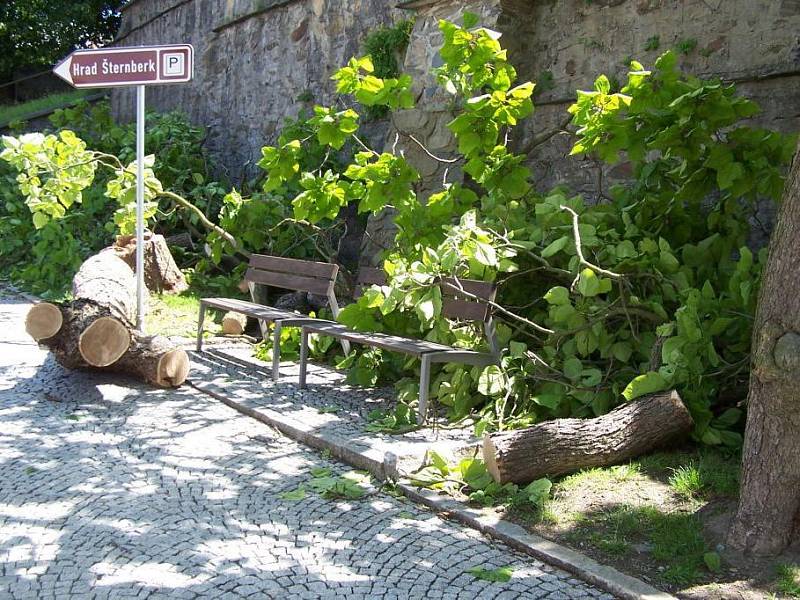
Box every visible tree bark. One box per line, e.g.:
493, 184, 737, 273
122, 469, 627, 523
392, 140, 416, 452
483, 391, 693, 484
25, 248, 189, 387
727, 141, 800, 556
113, 231, 188, 295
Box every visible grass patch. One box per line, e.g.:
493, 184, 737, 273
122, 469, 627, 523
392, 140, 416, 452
0, 90, 97, 126
639, 449, 740, 499
147, 292, 219, 338
574, 504, 708, 585
669, 464, 703, 499
777, 564, 800, 597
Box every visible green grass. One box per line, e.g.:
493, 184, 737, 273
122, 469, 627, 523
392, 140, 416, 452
573, 504, 708, 585
669, 464, 703, 499
147, 292, 217, 338
0, 89, 97, 126
777, 564, 800, 597
638, 449, 740, 498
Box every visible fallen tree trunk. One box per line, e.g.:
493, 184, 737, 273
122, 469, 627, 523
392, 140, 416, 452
483, 391, 693, 484
23, 248, 188, 387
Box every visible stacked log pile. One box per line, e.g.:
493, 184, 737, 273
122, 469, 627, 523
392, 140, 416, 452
25, 241, 189, 388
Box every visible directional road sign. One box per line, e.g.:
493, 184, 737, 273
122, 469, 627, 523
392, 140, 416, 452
53, 44, 193, 88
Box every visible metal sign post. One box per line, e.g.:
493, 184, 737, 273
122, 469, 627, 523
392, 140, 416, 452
136, 85, 146, 331
54, 44, 194, 331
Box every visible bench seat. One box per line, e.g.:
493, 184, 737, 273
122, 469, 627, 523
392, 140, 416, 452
196, 254, 346, 380
302, 320, 455, 356
299, 277, 501, 424
200, 297, 314, 323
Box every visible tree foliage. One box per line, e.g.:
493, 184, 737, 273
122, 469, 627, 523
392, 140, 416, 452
0, 1, 125, 83
1, 15, 795, 448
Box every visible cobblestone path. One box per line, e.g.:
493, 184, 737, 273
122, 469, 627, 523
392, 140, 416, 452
0, 292, 612, 599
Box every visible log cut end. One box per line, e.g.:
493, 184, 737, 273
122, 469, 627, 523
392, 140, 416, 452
155, 348, 190, 387
78, 317, 131, 366
25, 303, 63, 341
221, 311, 247, 335
483, 434, 503, 484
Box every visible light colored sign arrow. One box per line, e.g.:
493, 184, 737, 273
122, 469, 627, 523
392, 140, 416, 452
53, 44, 193, 88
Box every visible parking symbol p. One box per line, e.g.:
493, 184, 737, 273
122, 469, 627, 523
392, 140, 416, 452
163, 52, 185, 76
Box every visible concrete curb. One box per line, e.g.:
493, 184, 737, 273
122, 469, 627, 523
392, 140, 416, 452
187, 380, 395, 480
194, 379, 677, 600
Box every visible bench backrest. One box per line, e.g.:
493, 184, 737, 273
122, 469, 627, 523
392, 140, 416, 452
440, 278, 496, 322
353, 266, 388, 298
245, 254, 339, 296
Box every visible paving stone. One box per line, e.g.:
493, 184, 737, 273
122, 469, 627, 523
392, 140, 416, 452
0, 289, 610, 599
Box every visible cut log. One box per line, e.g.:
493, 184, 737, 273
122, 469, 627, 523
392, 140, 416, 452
25, 247, 189, 387
73, 250, 138, 324
221, 311, 247, 335
113, 333, 190, 387
25, 302, 63, 341
114, 231, 188, 294
483, 391, 693, 484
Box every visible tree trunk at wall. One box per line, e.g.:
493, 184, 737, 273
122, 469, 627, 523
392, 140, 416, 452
727, 142, 800, 555
483, 391, 693, 484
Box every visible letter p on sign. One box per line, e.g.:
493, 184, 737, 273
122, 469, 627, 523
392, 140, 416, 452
163, 52, 185, 76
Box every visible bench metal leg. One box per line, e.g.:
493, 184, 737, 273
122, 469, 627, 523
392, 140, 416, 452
196, 303, 206, 352
299, 328, 309, 389
272, 322, 281, 381
418, 353, 432, 424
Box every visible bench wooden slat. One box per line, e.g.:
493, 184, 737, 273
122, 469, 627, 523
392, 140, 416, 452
245, 268, 332, 296
440, 277, 496, 321
353, 267, 388, 299
249, 254, 338, 280
442, 297, 490, 321
303, 321, 453, 356
440, 277, 496, 300
201, 298, 301, 321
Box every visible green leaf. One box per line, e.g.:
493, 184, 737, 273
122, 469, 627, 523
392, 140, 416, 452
622, 372, 668, 401
563, 357, 583, 380
279, 487, 307, 501
32, 211, 49, 229
576, 268, 601, 297
541, 236, 568, 257
478, 365, 506, 397
462, 11, 480, 28
544, 286, 570, 305
473, 241, 498, 266
522, 478, 552, 506
466, 566, 513, 583
704, 552, 722, 572
611, 342, 632, 362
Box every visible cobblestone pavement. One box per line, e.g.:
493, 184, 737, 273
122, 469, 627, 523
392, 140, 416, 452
0, 292, 613, 599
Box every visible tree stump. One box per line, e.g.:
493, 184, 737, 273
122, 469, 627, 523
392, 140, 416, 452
483, 391, 693, 484
114, 231, 188, 294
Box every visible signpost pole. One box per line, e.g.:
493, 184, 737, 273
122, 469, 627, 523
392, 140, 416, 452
135, 84, 146, 332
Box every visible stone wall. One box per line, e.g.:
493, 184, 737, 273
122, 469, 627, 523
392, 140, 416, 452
497, 0, 800, 195
112, 0, 402, 181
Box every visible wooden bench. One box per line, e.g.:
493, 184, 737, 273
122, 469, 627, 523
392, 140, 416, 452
196, 254, 348, 380
298, 276, 500, 423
